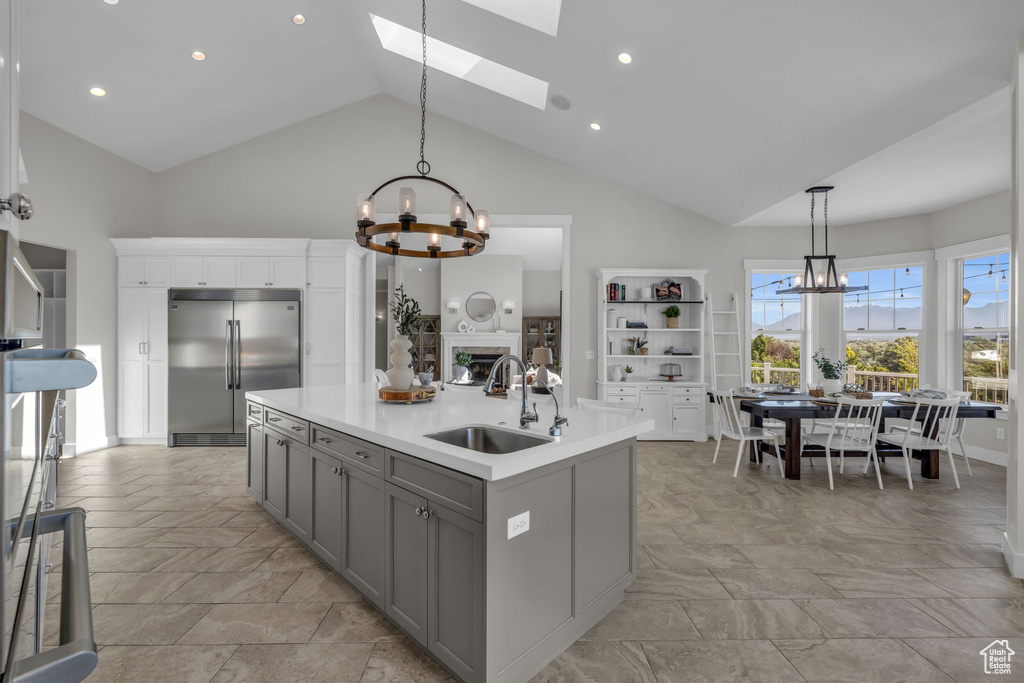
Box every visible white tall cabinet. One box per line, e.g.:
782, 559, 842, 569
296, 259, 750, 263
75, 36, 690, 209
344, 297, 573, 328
596, 268, 708, 442
112, 238, 369, 443
0, 0, 25, 238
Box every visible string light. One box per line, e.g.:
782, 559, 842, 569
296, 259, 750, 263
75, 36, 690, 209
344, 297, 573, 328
905, 267, 910, 276
988, 266, 994, 278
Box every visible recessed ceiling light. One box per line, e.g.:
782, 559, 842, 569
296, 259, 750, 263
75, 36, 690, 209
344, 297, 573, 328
191, 51, 206, 61
102, 0, 119, 5
292, 14, 306, 25
617, 52, 632, 64
89, 87, 106, 97
590, 122, 601, 131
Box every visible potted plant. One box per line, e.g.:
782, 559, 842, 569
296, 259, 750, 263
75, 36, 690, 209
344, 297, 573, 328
387, 285, 422, 390
453, 350, 473, 384
812, 348, 847, 394
624, 365, 633, 381
636, 337, 649, 356
663, 304, 681, 329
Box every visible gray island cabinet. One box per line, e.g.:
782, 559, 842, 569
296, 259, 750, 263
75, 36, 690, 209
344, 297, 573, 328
245, 385, 650, 683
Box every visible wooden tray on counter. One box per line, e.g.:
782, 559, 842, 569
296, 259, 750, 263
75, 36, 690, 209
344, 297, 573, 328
379, 386, 437, 404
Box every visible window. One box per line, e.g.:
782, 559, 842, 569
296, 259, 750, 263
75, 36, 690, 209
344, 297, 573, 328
749, 272, 802, 386
843, 266, 923, 392
961, 252, 1009, 403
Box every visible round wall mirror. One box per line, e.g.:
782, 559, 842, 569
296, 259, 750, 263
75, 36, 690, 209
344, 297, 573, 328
466, 291, 496, 322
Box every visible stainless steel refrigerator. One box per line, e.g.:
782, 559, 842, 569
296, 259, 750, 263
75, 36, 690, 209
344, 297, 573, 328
168, 289, 301, 446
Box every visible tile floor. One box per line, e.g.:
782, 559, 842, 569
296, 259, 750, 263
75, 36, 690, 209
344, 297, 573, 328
47, 439, 1020, 682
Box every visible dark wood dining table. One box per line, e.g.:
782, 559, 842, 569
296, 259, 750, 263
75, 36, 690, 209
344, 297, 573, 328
738, 393, 1003, 480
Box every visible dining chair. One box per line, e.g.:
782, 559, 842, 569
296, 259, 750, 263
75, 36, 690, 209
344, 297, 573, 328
876, 396, 962, 490
799, 397, 886, 490
743, 384, 785, 431
885, 390, 973, 476
576, 397, 642, 417
711, 390, 784, 478
374, 369, 390, 388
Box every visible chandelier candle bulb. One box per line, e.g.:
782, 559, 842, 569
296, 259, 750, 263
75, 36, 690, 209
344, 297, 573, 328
475, 209, 490, 239
450, 194, 467, 228
839, 273, 848, 285
356, 195, 375, 225
398, 187, 417, 222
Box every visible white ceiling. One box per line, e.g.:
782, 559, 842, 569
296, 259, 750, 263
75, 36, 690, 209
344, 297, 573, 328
18, 0, 1024, 225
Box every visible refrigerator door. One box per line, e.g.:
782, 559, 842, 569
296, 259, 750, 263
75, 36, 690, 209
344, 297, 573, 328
233, 300, 300, 432
168, 300, 234, 435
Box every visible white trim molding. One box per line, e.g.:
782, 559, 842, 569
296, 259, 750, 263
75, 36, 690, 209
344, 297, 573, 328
441, 332, 522, 384
1004, 533, 1024, 579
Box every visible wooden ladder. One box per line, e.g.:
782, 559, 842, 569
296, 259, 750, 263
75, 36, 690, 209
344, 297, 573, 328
707, 293, 743, 441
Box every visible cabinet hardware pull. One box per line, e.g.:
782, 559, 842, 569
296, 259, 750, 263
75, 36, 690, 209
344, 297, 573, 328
268, 417, 281, 422
290, 426, 303, 431
139, 342, 144, 355
318, 437, 331, 444
354, 451, 370, 459
277, 439, 285, 446
421, 509, 432, 520
138, 281, 143, 285
337, 468, 344, 476
415, 507, 423, 517
332, 466, 339, 474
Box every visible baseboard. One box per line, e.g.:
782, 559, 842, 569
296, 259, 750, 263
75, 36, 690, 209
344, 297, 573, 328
119, 437, 166, 446
71, 434, 121, 457
953, 443, 1007, 467
1004, 533, 1024, 579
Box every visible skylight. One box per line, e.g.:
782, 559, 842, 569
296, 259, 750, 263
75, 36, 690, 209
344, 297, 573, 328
460, 0, 562, 37
370, 14, 549, 110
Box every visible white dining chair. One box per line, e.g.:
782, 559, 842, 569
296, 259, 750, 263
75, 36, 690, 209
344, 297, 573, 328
800, 397, 885, 490
711, 390, 784, 478
576, 397, 641, 417
743, 384, 785, 431
374, 369, 390, 388
876, 396, 962, 490
886, 390, 973, 477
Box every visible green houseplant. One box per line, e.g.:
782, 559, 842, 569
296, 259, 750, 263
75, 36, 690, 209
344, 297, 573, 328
452, 350, 473, 384
390, 284, 422, 337
663, 304, 681, 329
624, 365, 633, 378
812, 348, 847, 393
385, 285, 422, 390
636, 337, 649, 356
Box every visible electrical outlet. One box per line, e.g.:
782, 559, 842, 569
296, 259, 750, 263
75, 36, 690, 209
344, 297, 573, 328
585, 350, 595, 360
507, 511, 530, 539
997, 428, 1006, 440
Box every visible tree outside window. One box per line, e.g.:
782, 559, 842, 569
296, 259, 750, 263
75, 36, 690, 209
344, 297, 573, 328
750, 272, 801, 385
961, 253, 1009, 403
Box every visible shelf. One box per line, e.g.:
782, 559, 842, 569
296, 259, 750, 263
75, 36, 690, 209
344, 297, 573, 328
607, 355, 700, 359
604, 300, 703, 305
606, 328, 700, 332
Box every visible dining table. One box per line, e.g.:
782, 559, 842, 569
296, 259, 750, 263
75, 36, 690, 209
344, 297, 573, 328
737, 392, 1003, 480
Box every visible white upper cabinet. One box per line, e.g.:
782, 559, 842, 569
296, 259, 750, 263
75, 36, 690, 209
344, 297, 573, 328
204, 256, 236, 287
0, 0, 22, 237
170, 256, 203, 286
119, 256, 169, 287
170, 256, 237, 287
308, 257, 345, 288
237, 256, 303, 288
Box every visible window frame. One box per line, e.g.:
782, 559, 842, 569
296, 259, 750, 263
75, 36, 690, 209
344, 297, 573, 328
958, 249, 1010, 403
744, 259, 810, 387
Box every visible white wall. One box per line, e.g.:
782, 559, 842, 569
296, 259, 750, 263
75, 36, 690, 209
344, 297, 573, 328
19, 113, 156, 452
523, 270, 561, 316
396, 262, 440, 316
440, 255, 522, 334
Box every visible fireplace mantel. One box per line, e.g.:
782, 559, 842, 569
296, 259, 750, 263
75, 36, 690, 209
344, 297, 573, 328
441, 332, 522, 383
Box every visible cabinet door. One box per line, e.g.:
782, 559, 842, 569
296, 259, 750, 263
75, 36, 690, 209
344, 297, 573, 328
385, 482, 428, 645
118, 289, 147, 361
307, 257, 344, 288
306, 362, 343, 387
283, 439, 312, 544
119, 257, 145, 287
247, 422, 264, 501
236, 257, 270, 288
639, 390, 671, 434
307, 289, 343, 364
428, 505, 484, 681
118, 361, 145, 438
263, 431, 286, 521
145, 288, 168, 361
170, 256, 205, 287
672, 404, 702, 435
0, 0, 18, 236
204, 256, 237, 288
342, 466, 385, 608
310, 449, 343, 571
270, 257, 303, 288
145, 361, 167, 438
144, 256, 170, 287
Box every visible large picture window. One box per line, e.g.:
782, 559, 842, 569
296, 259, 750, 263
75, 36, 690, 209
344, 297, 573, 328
843, 266, 922, 392
749, 272, 801, 386
961, 252, 1009, 403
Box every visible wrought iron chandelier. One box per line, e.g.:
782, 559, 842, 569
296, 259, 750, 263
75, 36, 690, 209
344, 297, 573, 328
355, 0, 489, 259
776, 186, 867, 295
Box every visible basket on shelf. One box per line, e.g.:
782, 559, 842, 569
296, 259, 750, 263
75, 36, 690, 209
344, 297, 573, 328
808, 389, 825, 398
844, 391, 873, 400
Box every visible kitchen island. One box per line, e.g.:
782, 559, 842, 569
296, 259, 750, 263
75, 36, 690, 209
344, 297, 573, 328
244, 383, 653, 683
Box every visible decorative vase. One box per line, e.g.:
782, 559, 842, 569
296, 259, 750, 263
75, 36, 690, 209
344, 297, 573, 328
821, 378, 843, 394
386, 334, 415, 390
666, 317, 679, 329
610, 365, 624, 382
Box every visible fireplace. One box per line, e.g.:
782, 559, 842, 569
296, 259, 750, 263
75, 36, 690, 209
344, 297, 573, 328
468, 353, 502, 383
440, 332, 522, 385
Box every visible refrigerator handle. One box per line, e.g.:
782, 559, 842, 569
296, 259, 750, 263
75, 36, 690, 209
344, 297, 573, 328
225, 320, 234, 390
234, 320, 242, 389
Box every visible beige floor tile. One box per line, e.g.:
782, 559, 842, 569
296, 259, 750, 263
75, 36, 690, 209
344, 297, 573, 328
219, 510, 275, 527
131, 485, 218, 498
645, 543, 753, 569
152, 548, 274, 573
909, 598, 1024, 637
210, 643, 372, 683
91, 603, 213, 645
310, 602, 404, 643
164, 572, 300, 603
735, 543, 849, 569
827, 524, 938, 545
909, 567, 1024, 598
641, 640, 802, 683
823, 542, 949, 569
73, 497, 152, 511
211, 496, 265, 511
140, 510, 244, 528
793, 598, 956, 638
61, 485, 149, 498
146, 527, 257, 548
133, 496, 225, 511
903, 637, 1024, 682
637, 523, 683, 545
909, 523, 1005, 545
84, 547, 186, 573
86, 644, 237, 683
582, 599, 700, 641
712, 568, 843, 599
235, 524, 301, 548
178, 602, 331, 644
636, 507, 705, 526
915, 544, 1006, 568
360, 639, 455, 682
89, 572, 196, 604
668, 523, 772, 545
83, 527, 172, 547
681, 599, 827, 640
774, 639, 953, 683
813, 567, 954, 598
278, 568, 364, 602
625, 569, 732, 600
530, 641, 656, 683
84, 510, 163, 528
255, 547, 325, 572
754, 525, 854, 546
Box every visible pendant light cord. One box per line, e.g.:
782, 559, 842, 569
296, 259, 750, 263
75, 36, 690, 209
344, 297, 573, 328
823, 190, 828, 254
810, 191, 815, 256
416, 0, 431, 176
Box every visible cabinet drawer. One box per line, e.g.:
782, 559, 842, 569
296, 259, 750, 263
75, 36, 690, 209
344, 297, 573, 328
264, 408, 309, 444
605, 385, 638, 396
311, 424, 384, 476
673, 386, 702, 397
674, 395, 701, 404
607, 395, 639, 403
386, 450, 483, 523
247, 401, 263, 423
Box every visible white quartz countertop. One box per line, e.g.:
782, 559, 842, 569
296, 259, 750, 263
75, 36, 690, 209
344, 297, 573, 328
245, 383, 655, 481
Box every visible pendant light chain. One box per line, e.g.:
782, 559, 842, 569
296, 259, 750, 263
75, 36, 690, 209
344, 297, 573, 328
823, 189, 828, 254
416, 0, 430, 176
810, 189, 816, 255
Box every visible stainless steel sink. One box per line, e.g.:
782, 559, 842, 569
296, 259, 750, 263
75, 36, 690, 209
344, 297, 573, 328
423, 425, 551, 454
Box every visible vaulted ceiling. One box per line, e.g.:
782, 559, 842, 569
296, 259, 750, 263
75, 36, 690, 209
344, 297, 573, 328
18, 0, 1024, 226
